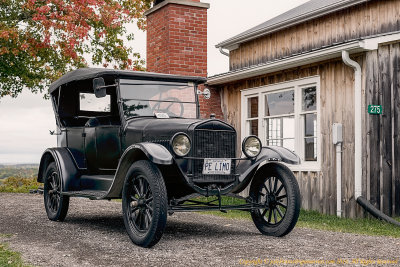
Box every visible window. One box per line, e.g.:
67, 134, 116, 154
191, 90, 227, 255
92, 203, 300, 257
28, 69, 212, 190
119, 79, 197, 119
302, 87, 317, 161
245, 96, 259, 136
265, 90, 295, 151
80, 93, 111, 112
242, 77, 320, 170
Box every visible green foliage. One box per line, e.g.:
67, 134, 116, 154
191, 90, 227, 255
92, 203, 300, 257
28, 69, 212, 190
0, 0, 152, 98
0, 242, 31, 267
196, 196, 400, 238
0, 176, 41, 193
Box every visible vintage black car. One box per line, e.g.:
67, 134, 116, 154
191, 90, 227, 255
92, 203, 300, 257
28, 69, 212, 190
38, 68, 301, 248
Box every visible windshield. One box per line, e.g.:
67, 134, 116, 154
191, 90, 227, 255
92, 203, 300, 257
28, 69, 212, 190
119, 79, 198, 119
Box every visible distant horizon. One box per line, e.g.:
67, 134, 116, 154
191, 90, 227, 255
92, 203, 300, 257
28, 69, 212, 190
0, 163, 39, 166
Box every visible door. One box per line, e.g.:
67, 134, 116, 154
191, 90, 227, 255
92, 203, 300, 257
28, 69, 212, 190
95, 125, 121, 170
84, 124, 121, 172
66, 127, 86, 169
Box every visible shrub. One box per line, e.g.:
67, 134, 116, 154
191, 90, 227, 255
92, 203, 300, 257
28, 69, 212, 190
0, 176, 41, 193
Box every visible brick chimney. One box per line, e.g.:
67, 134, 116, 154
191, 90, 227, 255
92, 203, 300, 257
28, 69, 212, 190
145, 0, 223, 119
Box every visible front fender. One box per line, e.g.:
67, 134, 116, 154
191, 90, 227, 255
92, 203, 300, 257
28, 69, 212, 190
130, 143, 173, 165
232, 146, 300, 194
104, 143, 173, 198
37, 148, 80, 192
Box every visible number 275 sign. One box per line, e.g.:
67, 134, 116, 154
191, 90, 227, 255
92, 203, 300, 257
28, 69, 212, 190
368, 105, 383, 115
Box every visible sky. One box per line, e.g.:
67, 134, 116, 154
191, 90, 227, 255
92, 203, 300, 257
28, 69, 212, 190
0, 0, 309, 164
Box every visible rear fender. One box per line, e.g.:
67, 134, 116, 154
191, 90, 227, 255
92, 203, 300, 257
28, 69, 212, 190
232, 146, 300, 194
37, 148, 80, 192
105, 143, 173, 198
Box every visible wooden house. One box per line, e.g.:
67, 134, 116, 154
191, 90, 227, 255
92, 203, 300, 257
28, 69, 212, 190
207, 0, 400, 218
145, 0, 400, 218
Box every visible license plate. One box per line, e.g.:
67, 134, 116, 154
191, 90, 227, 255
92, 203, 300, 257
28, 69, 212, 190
202, 159, 231, 175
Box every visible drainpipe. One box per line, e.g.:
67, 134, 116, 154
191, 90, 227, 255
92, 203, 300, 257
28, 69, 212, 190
219, 47, 229, 57
342, 50, 400, 226
341, 51, 362, 199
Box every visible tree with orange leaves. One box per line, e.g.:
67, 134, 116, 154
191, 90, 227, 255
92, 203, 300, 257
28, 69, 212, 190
0, 0, 152, 98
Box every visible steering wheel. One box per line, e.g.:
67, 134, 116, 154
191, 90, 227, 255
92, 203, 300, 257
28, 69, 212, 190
150, 97, 184, 117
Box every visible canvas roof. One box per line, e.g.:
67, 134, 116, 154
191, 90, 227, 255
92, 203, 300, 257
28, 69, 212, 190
49, 68, 207, 93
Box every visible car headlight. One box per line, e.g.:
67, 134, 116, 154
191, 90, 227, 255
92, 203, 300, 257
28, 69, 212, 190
242, 136, 262, 158
171, 133, 191, 157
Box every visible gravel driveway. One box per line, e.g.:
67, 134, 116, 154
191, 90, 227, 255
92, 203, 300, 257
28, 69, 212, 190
0, 193, 399, 267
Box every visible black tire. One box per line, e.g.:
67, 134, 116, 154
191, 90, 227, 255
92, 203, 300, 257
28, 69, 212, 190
249, 163, 300, 237
43, 162, 69, 221
122, 160, 168, 248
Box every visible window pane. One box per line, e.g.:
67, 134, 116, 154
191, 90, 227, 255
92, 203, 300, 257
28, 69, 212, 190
80, 93, 110, 112
265, 90, 294, 116
304, 113, 317, 137
267, 138, 295, 151
283, 139, 295, 152
267, 139, 281, 146
248, 97, 258, 118
305, 137, 317, 161
267, 118, 280, 140
282, 117, 295, 138
266, 116, 294, 140
249, 120, 258, 136
121, 100, 197, 118
302, 86, 317, 112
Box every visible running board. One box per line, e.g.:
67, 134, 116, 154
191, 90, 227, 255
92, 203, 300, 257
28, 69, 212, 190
62, 190, 108, 200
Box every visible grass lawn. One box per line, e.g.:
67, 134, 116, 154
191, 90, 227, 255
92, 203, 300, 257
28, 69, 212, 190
0, 235, 31, 267
195, 196, 400, 238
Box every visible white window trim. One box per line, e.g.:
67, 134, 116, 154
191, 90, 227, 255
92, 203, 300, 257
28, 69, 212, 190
241, 76, 321, 172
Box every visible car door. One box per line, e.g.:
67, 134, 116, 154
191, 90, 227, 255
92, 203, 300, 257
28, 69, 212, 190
66, 126, 86, 169
80, 91, 122, 173
94, 124, 121, 170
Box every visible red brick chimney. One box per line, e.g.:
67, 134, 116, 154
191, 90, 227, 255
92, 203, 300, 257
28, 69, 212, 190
145, 0, 223, 119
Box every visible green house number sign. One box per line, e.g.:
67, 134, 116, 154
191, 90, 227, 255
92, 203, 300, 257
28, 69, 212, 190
368, 105, 383, 115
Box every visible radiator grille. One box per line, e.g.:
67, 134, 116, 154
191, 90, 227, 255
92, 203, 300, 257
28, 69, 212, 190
192, 129, 237, 183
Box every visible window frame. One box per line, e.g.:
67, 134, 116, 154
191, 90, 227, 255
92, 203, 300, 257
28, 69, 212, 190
241, 76, 321, 171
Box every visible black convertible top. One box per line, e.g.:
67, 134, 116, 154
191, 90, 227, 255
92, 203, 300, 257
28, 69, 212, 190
49, 68, 207, 93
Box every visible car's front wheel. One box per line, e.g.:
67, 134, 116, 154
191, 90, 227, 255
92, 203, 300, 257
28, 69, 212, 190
44, 162, 69, 221
249, 163, 300, 237
122, 160, 168, 248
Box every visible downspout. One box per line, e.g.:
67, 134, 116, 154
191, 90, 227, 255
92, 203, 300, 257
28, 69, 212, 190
342, 50, 400, 226
219, 47, 229, 57
342, 51, 362, 199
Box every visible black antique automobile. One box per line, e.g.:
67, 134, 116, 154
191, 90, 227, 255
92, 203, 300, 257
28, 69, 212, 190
38, 68, 301, 248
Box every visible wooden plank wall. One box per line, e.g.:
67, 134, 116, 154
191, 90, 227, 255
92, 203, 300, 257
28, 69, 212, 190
229, 0, 400, 71
364, 43, 400, 217
218, 57, 367, 217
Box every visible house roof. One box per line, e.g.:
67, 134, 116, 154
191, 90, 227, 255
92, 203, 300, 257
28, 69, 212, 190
208, 31, 400, 85
216, 0, 369, 50
49, 68, 207, 93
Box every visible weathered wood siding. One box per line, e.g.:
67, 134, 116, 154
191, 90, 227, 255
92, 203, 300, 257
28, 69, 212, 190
217, 56, 369, 217
363, 43, 400, 217
229, 0, 400, 71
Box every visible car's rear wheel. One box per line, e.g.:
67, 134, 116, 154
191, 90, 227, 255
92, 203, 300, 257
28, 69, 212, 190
249, 164, 300, 237
122, 160, 168, 248
44, 162, 69, 221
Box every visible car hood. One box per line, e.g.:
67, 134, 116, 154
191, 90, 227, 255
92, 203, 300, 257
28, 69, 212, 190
124, 117, 202, 143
